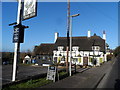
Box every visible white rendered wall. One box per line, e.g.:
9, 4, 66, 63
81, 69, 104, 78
53, 50, 105, 66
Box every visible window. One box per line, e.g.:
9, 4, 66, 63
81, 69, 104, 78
92, 47, 95, 50
59, 54, 62, 56
55, 54, 57, 56
92, 46, 100, 51
61, 56, 65, 61
96, 47, 99, 50
72, 46, 79, 51
43, 56, 45, 59
58, 46, 64, 51
73, 58, 78, 63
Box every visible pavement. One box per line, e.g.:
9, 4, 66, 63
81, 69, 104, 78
39, 59, 115, 88
97, 57, 120, 89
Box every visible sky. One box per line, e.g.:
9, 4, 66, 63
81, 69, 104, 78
2, 2, 118, 52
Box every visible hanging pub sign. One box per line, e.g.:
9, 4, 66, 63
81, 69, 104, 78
13, 24, 24, 43
23, 0, 37, 20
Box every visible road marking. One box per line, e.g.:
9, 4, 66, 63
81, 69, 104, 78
112, 60, 115, 66
77, 68, 90, 73
94, 73, 106, 90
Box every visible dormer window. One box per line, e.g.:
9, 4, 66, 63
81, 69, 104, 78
58, 46, 64, 51
92, 46, 100, 51
96, 47, 99, 50
72, 46, 79, 51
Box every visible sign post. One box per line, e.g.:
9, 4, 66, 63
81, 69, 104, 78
12, 0, 37, 81
12, 0, 22, 81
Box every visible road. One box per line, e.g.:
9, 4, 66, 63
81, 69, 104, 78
39, 59, 115, 88
97, 57, 120, 89
2, 64, 48, 85
2, 64, 88, 86
2, 57, 119, 89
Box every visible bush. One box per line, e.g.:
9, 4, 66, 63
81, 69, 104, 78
107, 54, 113, 61
2, 52, 14, 65
113, 46, 120, 57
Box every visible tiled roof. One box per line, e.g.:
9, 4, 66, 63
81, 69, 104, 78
38, 43, 54, 55
54, 34, 105, 52
37, 34, 105, 54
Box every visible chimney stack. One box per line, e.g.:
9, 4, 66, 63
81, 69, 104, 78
54, 32, 59, 42
88, 30, 91, 37
103, 30, 106, 40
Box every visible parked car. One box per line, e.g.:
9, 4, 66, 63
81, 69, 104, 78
3, 61, 9, 65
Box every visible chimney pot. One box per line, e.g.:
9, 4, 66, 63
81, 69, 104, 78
103, 30, 106, 40
88, 30, 91, 37
54, 32, 59, 42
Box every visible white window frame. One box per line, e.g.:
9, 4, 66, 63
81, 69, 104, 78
72, 46, 79, 51
92, 46, 100, 51
58, 46, 64, 51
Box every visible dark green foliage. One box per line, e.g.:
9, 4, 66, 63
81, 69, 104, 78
2, 50, 33, 65
107, 54, 113, 61
113, 46, 120, 57
3, 71, 68, 89
3, 78, 52, 89
33, 46, 40, 55
2, 52, 14, 64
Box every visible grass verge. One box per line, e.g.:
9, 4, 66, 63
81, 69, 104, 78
59, 71, 68, 76
2, 71, 68, 89
3, 78, 52, 89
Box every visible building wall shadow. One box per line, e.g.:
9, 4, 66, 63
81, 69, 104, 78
114, 79, 120, 90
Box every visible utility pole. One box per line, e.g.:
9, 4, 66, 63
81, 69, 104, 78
69, 16, 72, 76
92, 40, 95, 67
12, 0, 22, 81
66, 0, 70, 73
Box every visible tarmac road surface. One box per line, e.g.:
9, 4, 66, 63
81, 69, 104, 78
2, 64, 88, 86
97, 57, 120, 89
39, 58, 115, 88
2, 64, 48, 85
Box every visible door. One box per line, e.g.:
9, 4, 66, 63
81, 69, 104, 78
54, 57, 57, 63
83, 57, 88, 66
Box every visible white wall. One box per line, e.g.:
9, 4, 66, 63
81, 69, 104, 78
53, 50, 105, 66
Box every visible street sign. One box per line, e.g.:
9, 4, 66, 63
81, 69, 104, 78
23, 0, 37, 20
47, 66, 57, 82
13, 24, 24, 43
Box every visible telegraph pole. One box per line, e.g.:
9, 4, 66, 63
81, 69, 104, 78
69, 16, 72, 76
66, 0, 70, 73
12, 0, 22, 81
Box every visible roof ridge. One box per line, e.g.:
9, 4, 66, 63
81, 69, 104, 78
90, 35, 103, 39
40, 43, 54, 45
58, 36, 87, 38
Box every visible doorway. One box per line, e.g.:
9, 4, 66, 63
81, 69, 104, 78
83, 57, 88, 66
